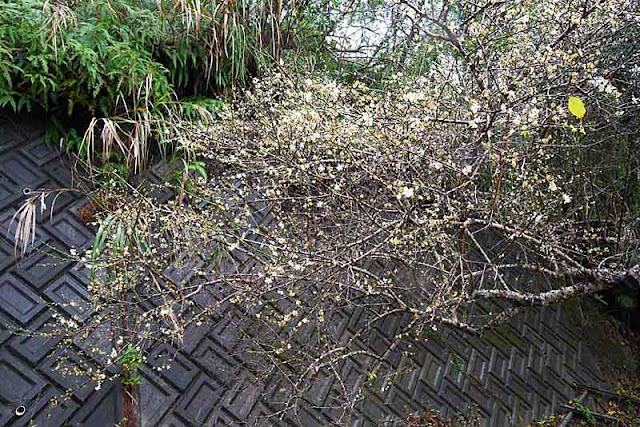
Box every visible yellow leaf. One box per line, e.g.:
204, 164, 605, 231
568, 96, 586, 120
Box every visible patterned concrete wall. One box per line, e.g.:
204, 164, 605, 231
0, 112, 604, 426
0, 113, 122, 426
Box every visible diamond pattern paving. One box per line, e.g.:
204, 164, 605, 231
0, 111, 606, 426
0, 112, 123, 426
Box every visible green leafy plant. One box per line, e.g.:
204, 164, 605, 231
118, 345, 143, 386
186, 161, 208, 182
573, 400, 596, 424
171, 159, 208, 197
0, 0, 314, 172
450, 355, 464, 373
616, 293, 637, 310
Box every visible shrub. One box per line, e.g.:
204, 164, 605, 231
0, 0, 303, 169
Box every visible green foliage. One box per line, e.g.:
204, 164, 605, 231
573, 400, 596, 424
186, 161, 208, 182
170, 159, 208, 195
118, 345, 143, 386
0, 0, 299, 113
0, 0, 312, 169
179, 97, 229, 122
450, 355, 464, 373
616, 293, 637, 310
0, 0, 172, 116
45, 118, 86, 157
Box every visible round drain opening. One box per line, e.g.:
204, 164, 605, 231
15, 406, 26, 417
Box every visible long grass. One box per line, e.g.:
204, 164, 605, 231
9, 189, 80, 257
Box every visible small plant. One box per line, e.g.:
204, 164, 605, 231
616, 293, 637, 310
185, 161, 208, 182
450, 355, 464, 373
118, 345, 143, 387
172, 159, 208, 204
572, 400, 595, 424
180, 97, 229, 122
